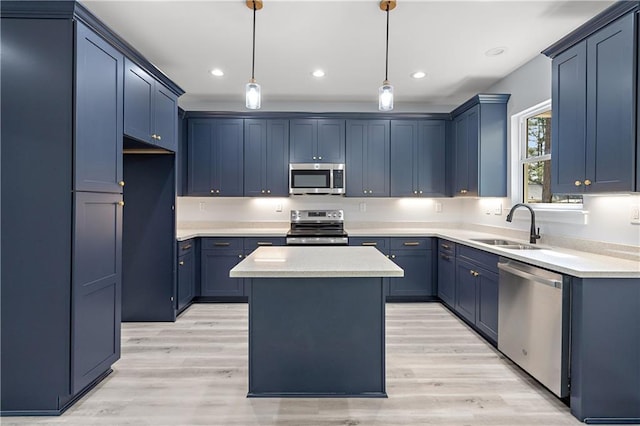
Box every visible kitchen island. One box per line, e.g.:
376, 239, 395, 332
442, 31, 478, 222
230, 246, 403, 397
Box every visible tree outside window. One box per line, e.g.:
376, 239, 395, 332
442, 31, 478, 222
522, 110, 582, 204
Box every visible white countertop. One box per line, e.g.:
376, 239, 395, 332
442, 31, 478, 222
179, 226, 640, 279
230, 246, 405, 278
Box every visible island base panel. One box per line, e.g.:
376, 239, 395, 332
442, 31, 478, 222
248, 277, 385, 397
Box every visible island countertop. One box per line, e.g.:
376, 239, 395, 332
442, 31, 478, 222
230, 246, 404, 278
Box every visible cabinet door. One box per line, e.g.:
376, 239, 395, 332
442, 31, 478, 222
265, 120, 290, 196
74, 23, 123, 193
437, 250, 456, 308
417, 121, 446, 196
455, 258, 477, 324
244, 119, 267, 197
389, 250, 433, 297
154, 85, 178, 152
123, 59, 153, 144
466, 108, 480, 196
317, 119, 346, 163
366, 120, 390, 196
290, 119, 316, 162
586, 13, 635, 192
72, 192, 122, 393
214, 119, 244, 196
177, 251, 195, 311
453, 113, 469, 196
551, 42, 587, 194
188, 120, 214, 195
201, 250, 244, 297
476, 265, 499, 344
346, 121, 367, 196
390, 121, 418, 197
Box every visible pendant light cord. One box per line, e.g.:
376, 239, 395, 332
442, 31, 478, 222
385, 4, 389, 81
251, 3, 256, 80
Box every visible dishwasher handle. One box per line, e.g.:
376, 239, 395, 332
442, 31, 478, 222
498, 261, 563, 289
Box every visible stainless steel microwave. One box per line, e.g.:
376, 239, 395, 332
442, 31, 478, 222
289, 163, 345, 195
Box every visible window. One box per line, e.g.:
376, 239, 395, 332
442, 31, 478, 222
519, 102, 582, 205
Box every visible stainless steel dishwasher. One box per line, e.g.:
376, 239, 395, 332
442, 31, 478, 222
497, 258, 570, 398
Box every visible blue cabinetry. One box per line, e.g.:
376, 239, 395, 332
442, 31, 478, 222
388, 238, 435, 300
201, 238, 245, 298
437, 240, 456, 308
188, 119, 244, 196
346, 120, 390, 197
391, 120, 446, 197
349, 237, 391, 298
551, 13, 636, 193
453, 245, 499, 344
451, 95, 509, 197
244, 119, 289, 196
290, 119, 345, 163
177, 239, 196, 312
124, 59, 178, 152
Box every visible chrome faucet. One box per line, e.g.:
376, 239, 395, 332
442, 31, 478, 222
506, 203, 541, 244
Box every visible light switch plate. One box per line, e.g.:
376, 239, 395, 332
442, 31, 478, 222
631, 205, 640, 224
435, 202, 442, 213
494, 203, 502, 215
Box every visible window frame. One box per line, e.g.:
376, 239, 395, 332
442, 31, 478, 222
510, 99, 583, 210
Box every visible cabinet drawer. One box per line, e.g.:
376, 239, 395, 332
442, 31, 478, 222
244, 237, 286, 251
201, 237, 243, 251
438, 239, 455, 255
457, 244, 499, 272
390, 237, 432, 251
178, 239, 194, 254
349, 237, 389, 253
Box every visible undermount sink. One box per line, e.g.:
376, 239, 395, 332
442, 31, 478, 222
470, 238, 542, 250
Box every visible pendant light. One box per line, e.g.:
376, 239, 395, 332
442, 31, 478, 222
245, 0, 263, 109
378, 0, 396, 111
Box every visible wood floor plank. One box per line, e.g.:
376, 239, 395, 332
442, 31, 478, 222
3, 303, 586, 425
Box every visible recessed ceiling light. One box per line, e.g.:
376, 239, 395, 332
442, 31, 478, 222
485, 47, 507, 57
210, 68, 224, 77
411, 71, 426, 79
312, 69, 325, 78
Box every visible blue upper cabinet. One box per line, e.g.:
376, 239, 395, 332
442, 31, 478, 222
390, 120, 446, 197
244, 119, 289, 197
124, 59, 178, 152
546, 8, 637, 193
451, 95, 509, 197
75, 22, 123, 194
188, 119, 244, 196
346, 120, 390, 197
290, 119, 345, 163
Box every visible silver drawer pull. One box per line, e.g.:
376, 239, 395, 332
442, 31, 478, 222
362, 242, 378, 246
256, 242, 273, 246
214, 242, 231, 247
181, 244, 192, 250
440, 254, 450, 261
403, 242, 420, 246
441, 244, 450, 250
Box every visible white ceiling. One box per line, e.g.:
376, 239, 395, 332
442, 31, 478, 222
80, 0, 613, 112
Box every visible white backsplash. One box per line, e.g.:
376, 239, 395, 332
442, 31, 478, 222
177, 194, 640, 249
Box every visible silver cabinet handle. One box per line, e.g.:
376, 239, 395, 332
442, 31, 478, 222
403, 242, 420, 246
181, 244, 192, 250
256, 242, 273, 246
214, 242, 231, 247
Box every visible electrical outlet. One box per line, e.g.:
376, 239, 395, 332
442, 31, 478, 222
359, 202, 367, 212
631, 205, 640, 224
435, 202, 442, 213
276, 203, 283, 212
199, 202, 206, 211
494, 203, 502, 215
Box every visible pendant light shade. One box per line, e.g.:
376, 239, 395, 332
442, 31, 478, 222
245, 0, 263, 109
379, 0, 396, 111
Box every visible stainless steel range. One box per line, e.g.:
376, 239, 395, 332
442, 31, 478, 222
286, 210, 348, 245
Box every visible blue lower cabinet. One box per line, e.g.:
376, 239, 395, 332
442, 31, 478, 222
349, 237, 390, 298
454, 245, 499, 344
243, 237, 286, 297
437, 240, 456, 308
177, 240, 196, 312
201, 244, 245, 298
388, 238, 435, 300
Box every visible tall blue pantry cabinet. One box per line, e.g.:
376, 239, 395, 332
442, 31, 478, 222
0, 1, 183, 415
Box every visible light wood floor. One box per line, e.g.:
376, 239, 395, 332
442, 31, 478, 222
4, 303, 586, 425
